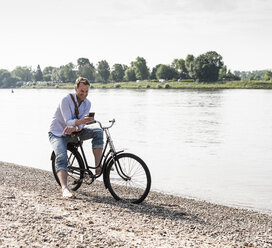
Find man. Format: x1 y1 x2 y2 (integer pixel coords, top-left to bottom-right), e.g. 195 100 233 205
49 77 103 198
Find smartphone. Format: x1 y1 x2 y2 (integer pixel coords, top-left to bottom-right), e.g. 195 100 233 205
88 112 95 117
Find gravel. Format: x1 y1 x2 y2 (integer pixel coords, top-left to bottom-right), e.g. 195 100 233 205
0 161 271 248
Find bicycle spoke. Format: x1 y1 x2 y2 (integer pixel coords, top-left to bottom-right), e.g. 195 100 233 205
52 147 84 191
106 153 151 203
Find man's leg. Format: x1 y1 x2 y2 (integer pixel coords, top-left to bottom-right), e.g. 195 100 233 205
93 148 103 174
57 170 68 188
57 170 73 198
49 133 73 198
79 128 104 174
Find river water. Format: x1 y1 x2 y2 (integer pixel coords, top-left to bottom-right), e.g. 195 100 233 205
0 88 271 214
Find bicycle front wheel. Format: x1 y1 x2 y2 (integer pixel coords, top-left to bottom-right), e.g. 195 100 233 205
52 146 84 191
105 153 151 204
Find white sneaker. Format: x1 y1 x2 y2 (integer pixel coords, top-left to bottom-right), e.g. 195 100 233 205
62 187 74 198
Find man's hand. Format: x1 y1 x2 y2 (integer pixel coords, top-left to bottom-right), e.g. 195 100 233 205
82 115 94 124
74 115 95 127
62 126 76 135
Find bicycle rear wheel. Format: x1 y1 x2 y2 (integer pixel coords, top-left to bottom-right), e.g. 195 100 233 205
52 145 85 191
105 153 151 204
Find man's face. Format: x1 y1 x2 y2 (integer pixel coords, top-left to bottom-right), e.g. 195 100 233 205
75 83 89 102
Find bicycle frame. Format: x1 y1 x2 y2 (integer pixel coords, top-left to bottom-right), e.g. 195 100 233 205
69 120 129 185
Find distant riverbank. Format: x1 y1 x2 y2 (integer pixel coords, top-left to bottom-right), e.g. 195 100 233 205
19 80 272 90
1 161 271 247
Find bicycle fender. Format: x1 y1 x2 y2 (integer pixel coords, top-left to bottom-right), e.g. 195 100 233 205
103 150 124 169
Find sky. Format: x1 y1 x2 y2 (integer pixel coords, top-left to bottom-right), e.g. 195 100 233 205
0 0 271 72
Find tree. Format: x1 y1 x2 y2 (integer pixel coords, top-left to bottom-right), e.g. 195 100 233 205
263 70 272 81
77 64 95 82
51 63 77 83
34 65 43 81
150 67 157 80
131 57 149 80
97 60 110 83
219 66 240 81
43 66 55 75
171 59 188 79
156 64 177 80
63 63 77 83
124 68 136 81
52 67 66 83
51 68 60 83
192 51 224 82
76 57 96 82
185 54 195 79
42 66 55 81
11 66 33 82
110 64 125 82
0 69 18 88
218 65 227 80
77 58 91 67
149 64 162 80
234 70 266 81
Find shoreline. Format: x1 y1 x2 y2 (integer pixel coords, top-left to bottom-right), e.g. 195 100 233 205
13 79 272 90
1 161 271 247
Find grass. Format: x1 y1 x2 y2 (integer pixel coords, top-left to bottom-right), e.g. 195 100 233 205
20 80 272 90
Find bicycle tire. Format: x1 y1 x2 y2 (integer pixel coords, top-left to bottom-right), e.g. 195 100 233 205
105 153 151 204
51 145 85 191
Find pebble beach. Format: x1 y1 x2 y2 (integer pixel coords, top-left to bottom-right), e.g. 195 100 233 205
0 161 271 248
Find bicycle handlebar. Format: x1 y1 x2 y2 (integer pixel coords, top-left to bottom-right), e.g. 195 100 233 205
86 118 115 129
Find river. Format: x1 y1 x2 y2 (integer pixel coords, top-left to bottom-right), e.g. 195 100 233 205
0 88 271 214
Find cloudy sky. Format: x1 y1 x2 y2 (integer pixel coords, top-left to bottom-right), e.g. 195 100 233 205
0 0 271 72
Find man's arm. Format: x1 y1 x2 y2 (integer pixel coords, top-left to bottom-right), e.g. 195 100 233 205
60 97 93 135
75 101 92 128
60 97 77 126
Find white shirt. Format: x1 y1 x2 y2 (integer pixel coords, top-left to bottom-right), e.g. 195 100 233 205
49 93 91 137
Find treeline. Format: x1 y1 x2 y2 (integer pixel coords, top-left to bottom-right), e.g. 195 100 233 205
0 51 271 88
233 70 272 81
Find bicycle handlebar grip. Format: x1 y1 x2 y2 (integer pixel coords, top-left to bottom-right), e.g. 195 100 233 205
86 120 96 125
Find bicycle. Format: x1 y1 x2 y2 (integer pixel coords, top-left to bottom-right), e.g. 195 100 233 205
51 119 151 204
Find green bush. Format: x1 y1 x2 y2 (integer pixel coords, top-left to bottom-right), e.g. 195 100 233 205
164 83 170 89
146 84 151 88
181 79 194 82
157 84 162 89
55 85 59 88
114 83 121 88
90 85 94 89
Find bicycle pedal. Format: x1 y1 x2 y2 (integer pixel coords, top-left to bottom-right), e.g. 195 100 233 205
83 173 95 185
84 177 94 185
73 179 82 185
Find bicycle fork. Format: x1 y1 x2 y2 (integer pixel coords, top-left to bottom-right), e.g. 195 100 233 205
105 129 131 181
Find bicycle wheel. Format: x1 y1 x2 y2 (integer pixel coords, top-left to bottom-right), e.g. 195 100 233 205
105 153 151 204
51 145 85 191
